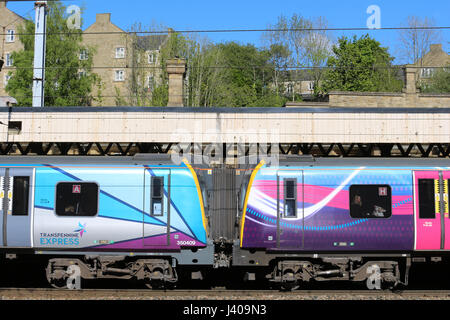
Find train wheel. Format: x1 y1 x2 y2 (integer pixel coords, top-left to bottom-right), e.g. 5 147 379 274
144 279 164 290
280 280 300 291
49 278 68 289
46 264 68 289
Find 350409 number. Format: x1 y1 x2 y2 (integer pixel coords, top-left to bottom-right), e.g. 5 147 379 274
176 240 196 246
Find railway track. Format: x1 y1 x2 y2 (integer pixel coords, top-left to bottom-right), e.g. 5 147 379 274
1 288 450 300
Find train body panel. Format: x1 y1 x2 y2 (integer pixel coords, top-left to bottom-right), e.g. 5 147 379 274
241 162 450 253
0 158 208 253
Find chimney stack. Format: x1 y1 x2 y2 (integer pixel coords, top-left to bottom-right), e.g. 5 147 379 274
430 44 443 53
0 1 7 9
167 58 186 107
96 13 111 25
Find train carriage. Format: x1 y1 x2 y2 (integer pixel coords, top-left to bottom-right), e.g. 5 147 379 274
0 155 213 288
1 154 450 290
235 157 450 289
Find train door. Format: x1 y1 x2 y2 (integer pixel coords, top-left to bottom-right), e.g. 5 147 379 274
144 169 170 247
2 168 34 247
414 171 442 250
442 171 450 250
277 170 303 249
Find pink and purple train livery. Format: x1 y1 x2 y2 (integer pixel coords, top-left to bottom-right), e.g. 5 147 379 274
240 158 450 252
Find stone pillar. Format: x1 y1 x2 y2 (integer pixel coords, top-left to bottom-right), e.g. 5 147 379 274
403 65 418 107
167 58 186 107
403 65 418 94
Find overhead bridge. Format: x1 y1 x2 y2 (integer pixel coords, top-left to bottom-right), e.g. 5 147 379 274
0 107 449 157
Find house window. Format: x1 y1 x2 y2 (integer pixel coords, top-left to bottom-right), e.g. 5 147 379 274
4 74 11 86
5 53 13 67
151 176 164 216
421 68 434 78
148 52 155 64
147 75 154 90
6 30 15 43
349 185 392 219
78 70 87 79
55 182 99 216
308 81 314 91
115 47 125 59
287 83 293 95
79 49 88 60
114 70 125 82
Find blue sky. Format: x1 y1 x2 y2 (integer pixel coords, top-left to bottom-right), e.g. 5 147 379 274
7 0 450 63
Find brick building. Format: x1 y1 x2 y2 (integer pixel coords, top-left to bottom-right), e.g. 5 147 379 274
0 0 26 103
82 13 168 106
0 2 169 106
413 44 450 88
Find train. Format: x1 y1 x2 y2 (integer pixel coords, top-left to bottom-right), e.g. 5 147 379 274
0 154 449 290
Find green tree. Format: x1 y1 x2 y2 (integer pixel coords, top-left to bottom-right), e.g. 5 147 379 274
267 44 291 96
262 14 333 97
420 66 450 93
320 34 403 93
6 1 100 106
153 34 286 107
210 42 287 107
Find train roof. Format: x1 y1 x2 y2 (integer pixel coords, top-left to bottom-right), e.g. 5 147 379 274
0 154 448 168
0 154 186 166
274 155 450 168
2 106 450 114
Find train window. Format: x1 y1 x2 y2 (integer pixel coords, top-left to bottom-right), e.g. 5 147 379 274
12 176 29 216
284 178 297 218
151 176 164 216
418 179 436 219
349 185 391 219
55 182 98 217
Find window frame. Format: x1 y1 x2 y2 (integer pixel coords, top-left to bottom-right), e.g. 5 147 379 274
151 176 164 217
114 70 125 82
417 179 437 219
148 52 156 64
78 70 87 79
6 29 15 43
79 49 88 61
54 181 100 217
349 184 392 219
4 74 12 86
283 178 297 218
115 47 125 59
5 53 13 67
147 75 154 90
11 176 30 216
